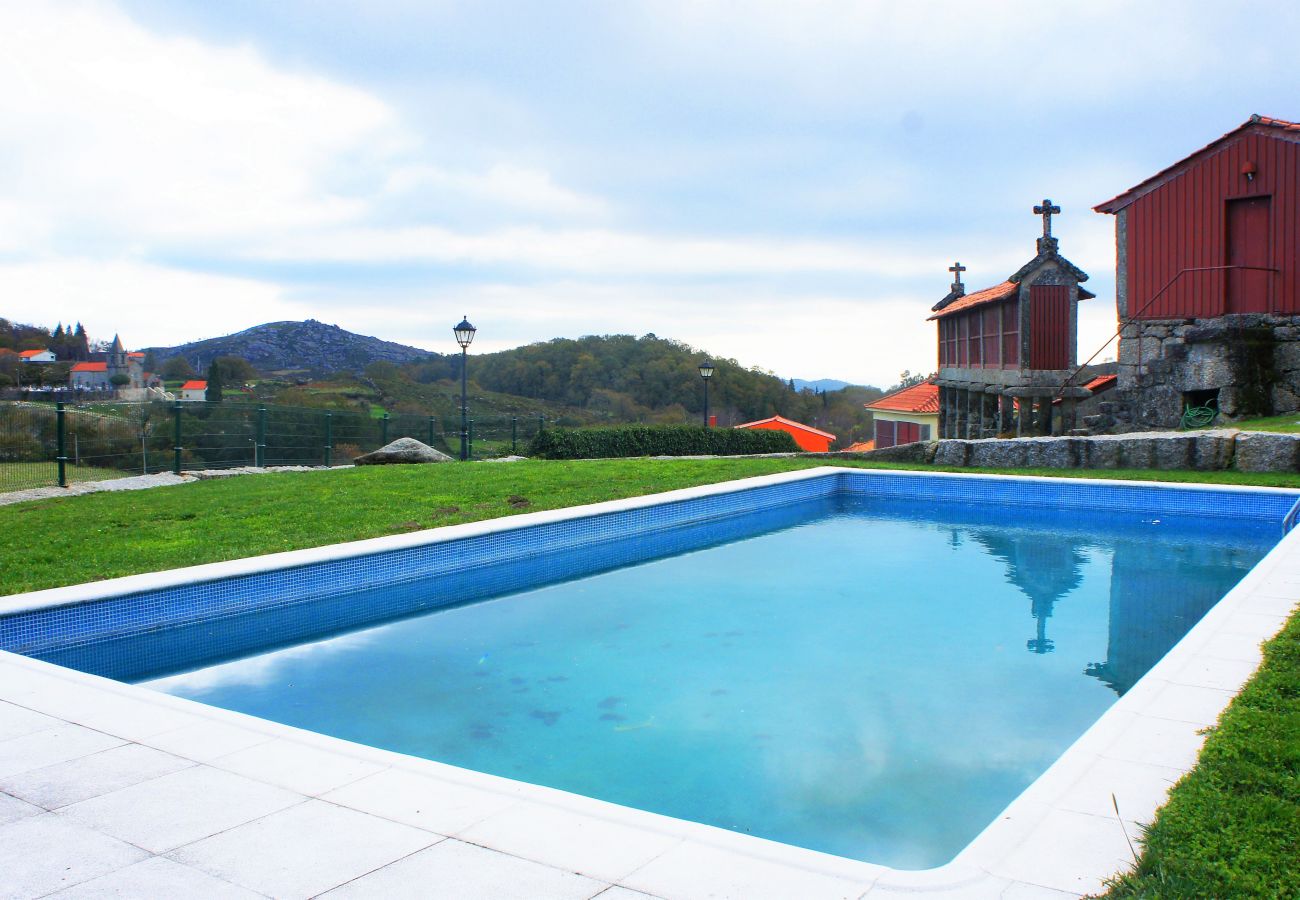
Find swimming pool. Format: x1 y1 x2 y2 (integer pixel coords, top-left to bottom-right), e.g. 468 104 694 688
1 468 1296 883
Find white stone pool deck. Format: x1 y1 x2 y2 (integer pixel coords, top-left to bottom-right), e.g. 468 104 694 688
2 470 1298 898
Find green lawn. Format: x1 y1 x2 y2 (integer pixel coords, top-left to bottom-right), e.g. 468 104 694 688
1231 414 1300 434
1100 613 1300 898
2 456 1298 896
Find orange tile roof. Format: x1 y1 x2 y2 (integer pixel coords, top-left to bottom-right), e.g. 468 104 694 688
181 380 207 390
926 281 1017 320
1096 115 1300 213
71 361 106 372
19 349 48 358
1084 374 1117 392
865 379 940 414
844 440 875 452
127 352 145 358
733 414 837 441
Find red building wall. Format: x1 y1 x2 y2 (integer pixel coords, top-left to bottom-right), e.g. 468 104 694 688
1123 131 1300 318
742 419 833 452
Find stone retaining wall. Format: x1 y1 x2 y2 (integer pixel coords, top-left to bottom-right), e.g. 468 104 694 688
858 429 1300 473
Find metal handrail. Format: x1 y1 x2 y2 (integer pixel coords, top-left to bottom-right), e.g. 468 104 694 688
1055 264 1280 401
1282 495 1300 534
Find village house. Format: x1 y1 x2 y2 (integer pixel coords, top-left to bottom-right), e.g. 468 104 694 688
67 336 159 394
180 380 208 402
864 379 939 448
1093 114 1300 429
19 349 57 364
734 415 836 452
929 201 1095 438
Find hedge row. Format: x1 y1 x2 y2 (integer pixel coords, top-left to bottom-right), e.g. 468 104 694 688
526 425 801 459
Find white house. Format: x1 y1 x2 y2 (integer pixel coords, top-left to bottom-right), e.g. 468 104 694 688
180 380 208 402
864 379 941 448
19 349 56 363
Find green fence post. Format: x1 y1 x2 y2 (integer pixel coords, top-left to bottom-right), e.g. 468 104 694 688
256 406 267 467
468 419 474 459
55 402 67 488
427 416 436 446
324 412 333 467
511 416 517 453
381 413 389 445
172 400 182 474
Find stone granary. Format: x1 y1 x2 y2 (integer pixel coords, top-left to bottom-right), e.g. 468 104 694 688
1093 115 1300 429
929 201 1094 438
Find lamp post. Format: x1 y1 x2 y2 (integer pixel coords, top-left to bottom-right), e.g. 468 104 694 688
454 316 477 461
698 359 715 427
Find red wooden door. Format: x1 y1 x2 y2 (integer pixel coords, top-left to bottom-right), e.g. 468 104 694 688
1029 285 1070 370
1225 196 1271 313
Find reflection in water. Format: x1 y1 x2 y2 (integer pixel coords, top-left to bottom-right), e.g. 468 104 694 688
1085 540 1254 696
970 529 1088 655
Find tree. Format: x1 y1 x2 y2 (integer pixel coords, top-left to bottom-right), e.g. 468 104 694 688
161 356 196 380
213 355 256 384
109 373 131 388
205 360 224 403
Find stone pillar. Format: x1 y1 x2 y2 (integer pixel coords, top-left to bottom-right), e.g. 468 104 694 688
983 392 998 438
965 390 977 439
1060 398 1077 434
999 394 1014 435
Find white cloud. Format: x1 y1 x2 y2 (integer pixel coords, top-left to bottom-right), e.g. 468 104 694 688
243 223 945 278
0 0 394 248
0 258 305 348
384 163 609 218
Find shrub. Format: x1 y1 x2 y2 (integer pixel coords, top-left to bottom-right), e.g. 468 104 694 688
527 425 800 459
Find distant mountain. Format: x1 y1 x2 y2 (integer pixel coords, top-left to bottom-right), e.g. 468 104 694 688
144 320 435 374
790 378 859 392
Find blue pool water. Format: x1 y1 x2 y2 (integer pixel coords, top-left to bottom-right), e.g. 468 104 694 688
110 495 1274 869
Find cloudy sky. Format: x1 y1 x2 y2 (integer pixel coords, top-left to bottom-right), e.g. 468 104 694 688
2 1 1296 385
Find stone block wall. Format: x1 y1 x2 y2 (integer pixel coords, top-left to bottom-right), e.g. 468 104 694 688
1102 313 1300 431
861 429 1300 473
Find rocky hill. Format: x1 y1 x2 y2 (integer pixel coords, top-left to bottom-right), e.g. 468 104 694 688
144 320 435 374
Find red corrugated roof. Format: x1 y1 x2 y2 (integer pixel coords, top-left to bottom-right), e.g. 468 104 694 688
865 379 940 414
1096 115 1300 213
181 380 207 390
926 281 1017 320
733 414 837 440
1084 374 1117 392
71 362 106 372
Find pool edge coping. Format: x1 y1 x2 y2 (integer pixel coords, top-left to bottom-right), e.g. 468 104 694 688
2 465 1298 897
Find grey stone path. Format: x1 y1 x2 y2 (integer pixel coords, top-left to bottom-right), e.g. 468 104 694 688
0 466 340 507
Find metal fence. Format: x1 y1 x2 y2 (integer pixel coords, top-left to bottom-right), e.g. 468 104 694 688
0 400 549 493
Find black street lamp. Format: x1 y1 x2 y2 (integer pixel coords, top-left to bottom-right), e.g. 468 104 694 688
698 359 715 427
454 316 477 461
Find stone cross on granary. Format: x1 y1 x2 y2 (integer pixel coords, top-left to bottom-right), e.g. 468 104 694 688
949 261 966 295
1033 198 1061 252
1034 198 1061 237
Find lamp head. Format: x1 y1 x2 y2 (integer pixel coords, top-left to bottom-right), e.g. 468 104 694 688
453 316 477 349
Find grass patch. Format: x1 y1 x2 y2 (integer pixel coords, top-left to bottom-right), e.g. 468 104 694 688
1232 414 1300 434
1101 613 1300 898
0 462 130 492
